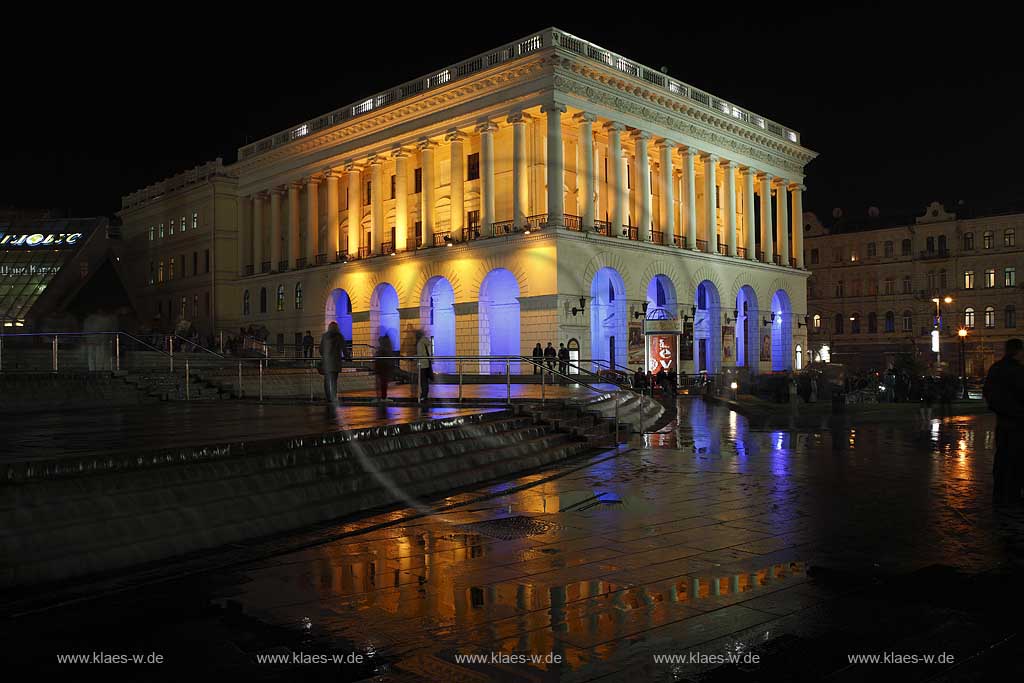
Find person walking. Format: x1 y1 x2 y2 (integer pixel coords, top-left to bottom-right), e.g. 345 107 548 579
319 322 343 405
557 343 569 378
374 335 394 401
302 330 314 359
532 342 543 375
544 342 556 378
983 338 1024 505
415 330 433 402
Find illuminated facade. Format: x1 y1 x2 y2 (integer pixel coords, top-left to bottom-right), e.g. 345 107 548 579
123 28 816 373
806 201 1024 375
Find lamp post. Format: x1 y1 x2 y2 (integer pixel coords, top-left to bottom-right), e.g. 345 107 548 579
958 327 967 398
931 295 953 370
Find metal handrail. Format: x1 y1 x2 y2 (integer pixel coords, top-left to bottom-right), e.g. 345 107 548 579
171 334 226 359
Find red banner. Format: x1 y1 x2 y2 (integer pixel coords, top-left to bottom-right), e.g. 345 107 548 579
647 335 676 375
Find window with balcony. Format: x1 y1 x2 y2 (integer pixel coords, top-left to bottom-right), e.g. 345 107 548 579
467 152 480 181
963 232 974 250
1005 228 1016 247
1006 267 1016 287
885 311 895 332
902 310 913 332
964 270 975 289
901 239 911 255
984 230 994 248
985 306 996 328
884 240 894 257
964 307 975 329
985 269 995 288
1006 305 1017 328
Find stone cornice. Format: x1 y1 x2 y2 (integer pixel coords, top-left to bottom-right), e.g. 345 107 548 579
552 65 815 174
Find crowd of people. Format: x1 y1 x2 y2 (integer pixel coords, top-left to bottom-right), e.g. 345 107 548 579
531 342 571 378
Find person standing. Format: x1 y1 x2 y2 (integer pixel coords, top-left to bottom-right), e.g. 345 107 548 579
374 335 394 401
415 330 432 401
302 330 314 359
319 322 343 405
557 343 569 378
532 342 543 375
983 338 1024 505
544 342 556 378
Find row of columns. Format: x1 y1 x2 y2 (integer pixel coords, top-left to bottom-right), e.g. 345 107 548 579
238 104 805 275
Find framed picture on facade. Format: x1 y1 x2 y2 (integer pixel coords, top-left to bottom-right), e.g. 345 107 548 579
761 333 772 362
628 322 644 366
722 325 735 360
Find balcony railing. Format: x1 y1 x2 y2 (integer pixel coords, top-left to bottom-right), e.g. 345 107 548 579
244 264 254 276
756 250 765 262
357 246 371 259
696 239 708 252
492 220 514 235
415 234 424 248
626 225 638 241
433 231 452 246
335 250 346 262
790 256 798 267
462 226 483 241
295 257 308 269
381 241 394 255
278 260 289 272
315 253 327 265
717 242 728 255
673 234 685 248
260 261 271 273
651 230 664 244
919 248 950 260
525 213 548 231
772 253 781 265
737 247 747 259
563 214 581 230
593 219 611 236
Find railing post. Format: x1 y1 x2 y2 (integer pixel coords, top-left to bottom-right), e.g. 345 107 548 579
169 336 174 373
185 360 190 401
52 335 58 373
219 331 224 355
506 358 511 405
308 359 314 402
238 362 243 398
259 360 263 401
416 358 422 404
614 397 620 451
458 360 463 403
115 334 120 372
541 361 545 405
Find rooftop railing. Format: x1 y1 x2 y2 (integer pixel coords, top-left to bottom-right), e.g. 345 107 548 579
237 29 800 162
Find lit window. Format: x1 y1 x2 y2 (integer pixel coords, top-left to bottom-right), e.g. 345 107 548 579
902 310 913 332
276 285 285 312
158 260 164 283
1005 228 1015 247
849 247 859 262
964 307 975 329
170 219 175 236
985 306 995 329
983 230 993 248
149 226 155 241
193 212 199 230
159 223 165 238
813 314 821 329
243 290 250 316
984 269 995 288
180 215 186 233
180 296 187 319
295 283 303 310
1005 267 1016 287
963 270 975 289
169 257 175 280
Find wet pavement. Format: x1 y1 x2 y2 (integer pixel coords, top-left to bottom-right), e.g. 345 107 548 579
341 382 621 401
6 398 1024 681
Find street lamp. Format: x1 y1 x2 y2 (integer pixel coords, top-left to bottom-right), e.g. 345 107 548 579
931 295 954 369
958 328 968 397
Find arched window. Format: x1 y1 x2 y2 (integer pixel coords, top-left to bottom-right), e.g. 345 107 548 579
259 287 267 314
1005 228 1015 247
963 232 974 250
902 310 913 332
243 290 250 316
276 285 285 312
812 314 821 329
295 283 303 310
901 238 911 255
884 240 894 257
964 307 975 329
834 313 844 334
984 306 995 328
1006 305 1017 328
983 230 994 249
867 312 877 333
902 276 912 294
850 313 861 334
884 311 895 333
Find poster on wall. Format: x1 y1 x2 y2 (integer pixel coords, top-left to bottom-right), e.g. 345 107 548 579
722 325 735 362
761 333 772 362
681 322 694 360
647 335 676 375
628 322 644 368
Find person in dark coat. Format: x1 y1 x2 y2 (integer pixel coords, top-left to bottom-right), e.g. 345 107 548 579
374 335 394 401
544 342 557 378
302 330 314 359
557 343 570 377
984 338 1024 505
532 343 543 375
633 366 646 390
319 322 343 404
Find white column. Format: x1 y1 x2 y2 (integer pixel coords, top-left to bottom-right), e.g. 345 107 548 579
759 173 774 264
252 193 264 272
238 196 250 276
419 140 436 246
775 179 789 267
682 148 698 249
791 183 805 269
723 160 737 257
575 112 597 228
304 176 319 264
393 149 409 252
288 182 301 268
658 140 675 246
742 168 756 261
325 171 339 261
270 189 282 270
703 153 719 254
370 156 383 254
542 103 566 224
633 130 652 241
478 122 497 233
346 164 360 258
508 112 528 229
605 122 625 237
446 130 465 239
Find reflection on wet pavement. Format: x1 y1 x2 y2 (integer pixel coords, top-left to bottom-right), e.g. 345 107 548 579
7 398 1024 681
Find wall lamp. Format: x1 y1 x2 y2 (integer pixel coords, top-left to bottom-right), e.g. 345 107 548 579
571 297 587 316
797 314 811 328
682 305 697 323
444 235 453 247
723 308 739 324
632 302 649 320
762 312 776 327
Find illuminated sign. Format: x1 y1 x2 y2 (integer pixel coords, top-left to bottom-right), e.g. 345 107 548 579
0 232 84 248
647 334 676 374
931 329 940 353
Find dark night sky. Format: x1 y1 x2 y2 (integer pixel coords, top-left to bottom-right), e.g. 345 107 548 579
4 4 1020 222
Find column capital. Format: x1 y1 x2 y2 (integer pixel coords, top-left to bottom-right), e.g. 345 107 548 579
772 176 790 189
603 121 626 133
322 168 340 180
368 154 383 167
540 102 567 115
573 111 598 124
701 152 719 163
288 181 303 192
445 129 468 143
758 171 774 182
630 129 651 143
789 182 807 192
391 146 410 159
507 110 531 125
719 159 738 169
417 138 437 151
304 175 322 186
269 187 285 196
739 165 758 176
655 137 678 150
475 121 498 134
343 160 362 173
680 146 701 159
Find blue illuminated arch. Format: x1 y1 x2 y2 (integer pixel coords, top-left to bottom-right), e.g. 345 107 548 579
735 285 759 374
590 267 627 372
771 289 793 371
479 269 520 374
370 283 400 352
645 275 677 320
694 280 722 373
325 288 353 343
420 276 456 373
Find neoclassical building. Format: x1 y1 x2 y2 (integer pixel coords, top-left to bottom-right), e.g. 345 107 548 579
123 28 816 376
